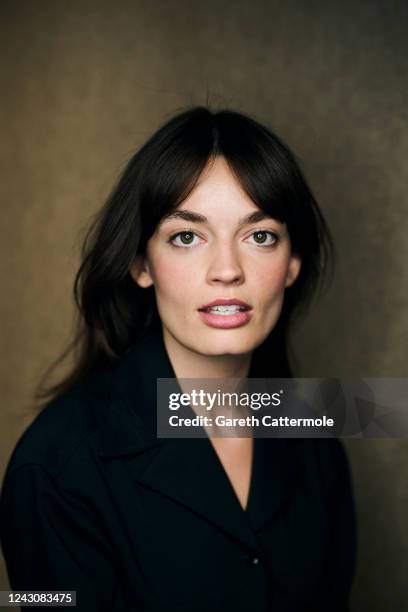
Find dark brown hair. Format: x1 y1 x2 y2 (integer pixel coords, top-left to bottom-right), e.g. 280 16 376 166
36 106 334 405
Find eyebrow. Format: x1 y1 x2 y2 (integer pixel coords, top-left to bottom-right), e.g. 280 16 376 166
159 209 277 227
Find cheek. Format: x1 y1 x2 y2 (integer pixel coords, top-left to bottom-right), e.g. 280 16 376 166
252 256 291 302
149 254 193 302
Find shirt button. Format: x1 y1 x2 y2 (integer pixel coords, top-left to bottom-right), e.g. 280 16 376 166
251 557 259 565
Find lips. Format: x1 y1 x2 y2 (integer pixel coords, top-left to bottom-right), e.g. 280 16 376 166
197 298 253 329
198 298 251 312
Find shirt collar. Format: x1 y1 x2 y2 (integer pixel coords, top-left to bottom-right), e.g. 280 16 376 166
93 324 175 457
91 324 302 539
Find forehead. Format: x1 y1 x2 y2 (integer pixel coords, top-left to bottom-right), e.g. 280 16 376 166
176 156 261 219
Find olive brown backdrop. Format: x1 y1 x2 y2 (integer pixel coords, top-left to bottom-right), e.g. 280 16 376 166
1 1 407 610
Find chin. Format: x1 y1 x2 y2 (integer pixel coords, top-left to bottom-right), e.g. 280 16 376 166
193 332 260 357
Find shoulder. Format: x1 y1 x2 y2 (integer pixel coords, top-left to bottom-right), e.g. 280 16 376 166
299 437 350 470
313 438 351 481
2 366 116 484
299 438 354 502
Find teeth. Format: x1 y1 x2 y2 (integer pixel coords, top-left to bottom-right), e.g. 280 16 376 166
206 305 246 315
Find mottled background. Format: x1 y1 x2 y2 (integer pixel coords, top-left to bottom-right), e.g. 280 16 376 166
1 0 407 609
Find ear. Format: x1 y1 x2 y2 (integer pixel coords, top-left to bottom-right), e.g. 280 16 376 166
129 255 154 288
285 254 301 288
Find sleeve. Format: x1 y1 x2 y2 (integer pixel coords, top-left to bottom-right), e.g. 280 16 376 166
0 463 121 611
316 439 358 612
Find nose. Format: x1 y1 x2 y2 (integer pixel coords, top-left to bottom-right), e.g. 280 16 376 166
206 241 245 286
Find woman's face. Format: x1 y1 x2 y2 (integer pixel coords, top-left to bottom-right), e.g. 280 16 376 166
131 156 301 359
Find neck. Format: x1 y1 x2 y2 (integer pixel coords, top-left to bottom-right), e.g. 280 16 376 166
162 327 252 380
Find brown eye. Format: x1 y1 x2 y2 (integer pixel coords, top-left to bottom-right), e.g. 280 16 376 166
254 232 267 244
170 231 199 248
249 231 278 246
180 232 194 244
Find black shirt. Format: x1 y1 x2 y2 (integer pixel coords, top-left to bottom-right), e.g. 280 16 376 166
0 326 356 611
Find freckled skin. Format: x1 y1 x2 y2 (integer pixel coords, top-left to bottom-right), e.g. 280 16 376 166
130 157 301 375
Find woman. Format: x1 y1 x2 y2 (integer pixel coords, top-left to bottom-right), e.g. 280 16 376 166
0 107 356 611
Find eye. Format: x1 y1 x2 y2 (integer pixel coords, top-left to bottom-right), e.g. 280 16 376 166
169 231 201 248
247 230 279 247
